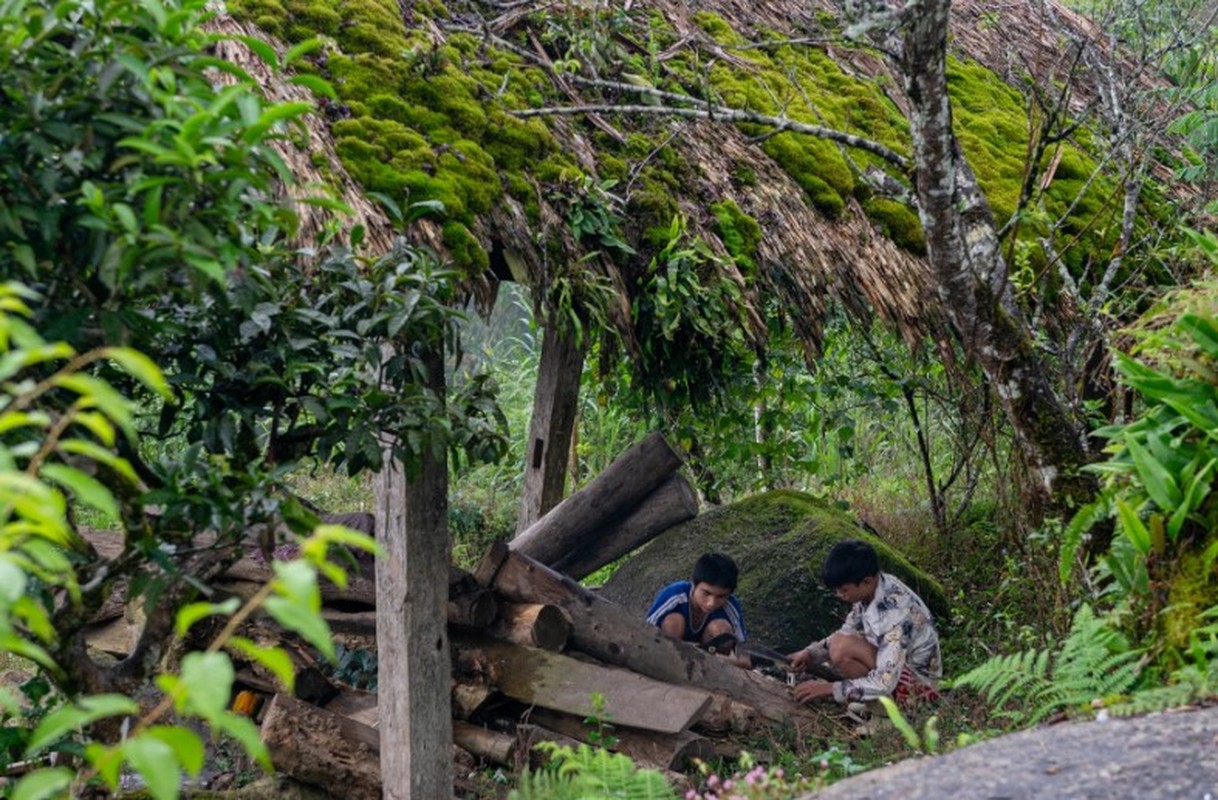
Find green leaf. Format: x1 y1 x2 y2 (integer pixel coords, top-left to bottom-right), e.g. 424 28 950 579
242 102 314 144
1178 313 1218 357
52 374 134 435
9 243 36 274
0 410 51 435
177 652 234 722
232 34 278 67
287 74 337 100
123 734 180 800
264 595 334 662
175 596 241 638
226 637 296 693
1115 497 1152 554
144 726 206 778
27 695 139 755
87 742 125 789
71 411 116 447
10 767 74 800
0 557 28 604
0 633 56 673
282 38 323 67
1123 434 1180 510
57 439 140 484
213 712 272 771
39 464 119 520
105 347 173 399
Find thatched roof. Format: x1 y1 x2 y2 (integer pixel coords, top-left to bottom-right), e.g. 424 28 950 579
214 0 1174 360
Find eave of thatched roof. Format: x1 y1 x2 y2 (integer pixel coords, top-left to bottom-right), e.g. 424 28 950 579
213 0 1182 360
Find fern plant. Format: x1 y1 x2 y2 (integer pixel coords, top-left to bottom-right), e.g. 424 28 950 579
509 742 676 800
951 604 1143 725
1108 603 1218 716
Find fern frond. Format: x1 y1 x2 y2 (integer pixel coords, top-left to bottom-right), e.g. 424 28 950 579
952 605 1144 725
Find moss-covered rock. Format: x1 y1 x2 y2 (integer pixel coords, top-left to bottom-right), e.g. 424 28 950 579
599 490 948 652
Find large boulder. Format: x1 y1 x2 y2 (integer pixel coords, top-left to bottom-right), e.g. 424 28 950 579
801 706 1218 799
598 490 948 652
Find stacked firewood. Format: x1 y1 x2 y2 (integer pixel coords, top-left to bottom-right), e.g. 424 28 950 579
82 434 820 799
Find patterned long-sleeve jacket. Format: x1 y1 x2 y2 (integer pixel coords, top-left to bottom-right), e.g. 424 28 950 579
832 572 942 703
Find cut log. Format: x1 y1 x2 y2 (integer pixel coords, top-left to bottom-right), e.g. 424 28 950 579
549 474 699 580
695 693 760 734
453 720 516 765
528 708 717 771
488 603 572 651
451 679 495 720
260 693 380 800
451 632 712 735
475 541 820 729
322 687 379 729
515 723 586 764
448 582 499 630
509 432 684 568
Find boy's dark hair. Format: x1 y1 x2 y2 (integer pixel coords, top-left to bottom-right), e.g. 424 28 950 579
692 552 739 591
820 539 880 588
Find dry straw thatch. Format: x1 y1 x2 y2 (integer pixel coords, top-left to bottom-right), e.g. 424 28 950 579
205 0 1169 356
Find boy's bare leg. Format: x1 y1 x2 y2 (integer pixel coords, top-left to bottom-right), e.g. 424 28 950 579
659 613 687 640
827 631 876 679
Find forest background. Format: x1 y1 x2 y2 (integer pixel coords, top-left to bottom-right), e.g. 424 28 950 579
0 0 1216 795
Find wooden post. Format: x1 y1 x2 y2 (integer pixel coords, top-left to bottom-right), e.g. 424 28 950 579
510 432 685 568
517 323 584 531
375 346 452 800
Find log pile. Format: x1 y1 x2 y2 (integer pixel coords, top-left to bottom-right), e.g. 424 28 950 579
82 434 821 797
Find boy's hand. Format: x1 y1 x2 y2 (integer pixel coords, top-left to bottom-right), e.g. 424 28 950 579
788 648 813 672
792 678 835 703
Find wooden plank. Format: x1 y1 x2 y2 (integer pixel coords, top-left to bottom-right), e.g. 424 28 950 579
528 708 717 771
451 632 711 735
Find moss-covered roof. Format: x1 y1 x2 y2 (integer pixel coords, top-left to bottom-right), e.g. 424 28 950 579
222 0 1148 357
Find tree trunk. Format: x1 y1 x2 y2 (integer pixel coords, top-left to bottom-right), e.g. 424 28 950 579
475 542 820 728
549 474 699 580
451 631 713 734
510 432 685 567
892 0 1096 511
517 323 585 531
261 693 381 800
374 346 452 800
488 602 572 651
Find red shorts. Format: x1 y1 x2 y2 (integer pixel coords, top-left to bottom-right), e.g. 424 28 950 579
893 667 940 706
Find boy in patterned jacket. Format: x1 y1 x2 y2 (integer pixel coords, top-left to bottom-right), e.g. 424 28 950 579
789 539 941 706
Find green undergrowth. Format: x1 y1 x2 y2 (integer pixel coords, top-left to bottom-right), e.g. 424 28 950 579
225 0 1121 281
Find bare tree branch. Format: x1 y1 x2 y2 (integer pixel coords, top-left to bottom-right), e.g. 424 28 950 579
512 99 912 170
